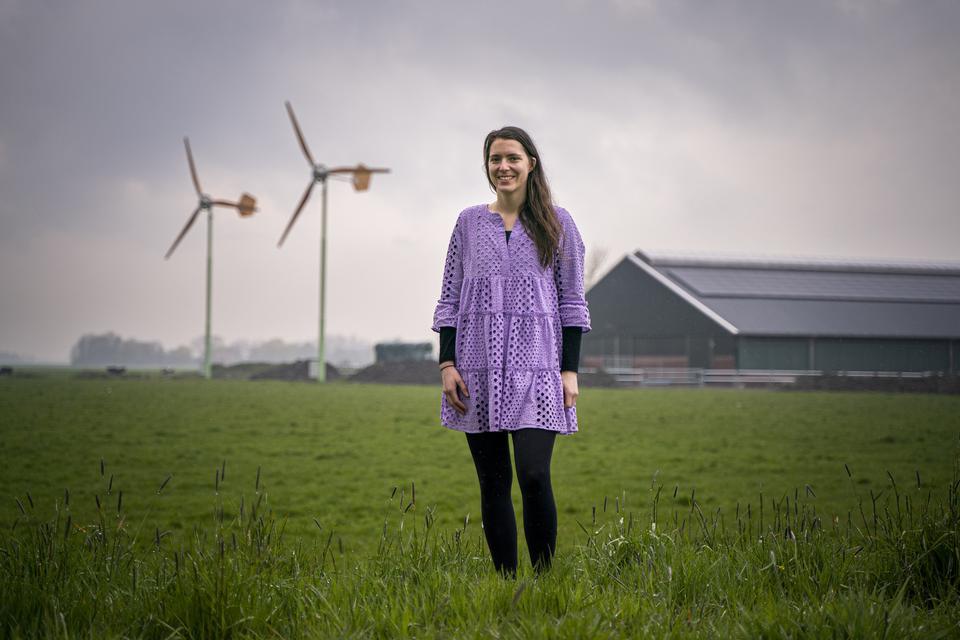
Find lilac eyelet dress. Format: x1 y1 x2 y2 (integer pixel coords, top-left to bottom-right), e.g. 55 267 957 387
432 204 591 435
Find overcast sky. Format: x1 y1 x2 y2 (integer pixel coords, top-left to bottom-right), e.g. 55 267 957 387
1 0 958 363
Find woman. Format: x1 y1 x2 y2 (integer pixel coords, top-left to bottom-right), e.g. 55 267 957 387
431 126 591 576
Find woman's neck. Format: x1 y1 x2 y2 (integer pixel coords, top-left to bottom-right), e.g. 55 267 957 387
491 190 525 217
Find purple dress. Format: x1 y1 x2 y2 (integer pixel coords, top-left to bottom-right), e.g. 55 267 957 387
432 203 591 435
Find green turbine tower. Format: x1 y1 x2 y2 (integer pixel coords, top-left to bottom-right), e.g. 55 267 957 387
278 101 390 382
165 137 257 379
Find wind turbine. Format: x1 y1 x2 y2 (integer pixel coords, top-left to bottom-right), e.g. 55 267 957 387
165 137 257 380
279 101 389 382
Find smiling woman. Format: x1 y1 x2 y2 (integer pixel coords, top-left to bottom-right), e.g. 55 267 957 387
431 126 591 577
487 139 533 197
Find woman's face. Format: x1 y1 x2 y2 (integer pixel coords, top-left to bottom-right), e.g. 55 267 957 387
487 138 536 197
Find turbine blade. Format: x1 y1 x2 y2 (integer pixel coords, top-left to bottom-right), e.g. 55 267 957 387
327 165 390 174
278 180 315 247
285 101 315 166
165 205 203 259
184 137 202 196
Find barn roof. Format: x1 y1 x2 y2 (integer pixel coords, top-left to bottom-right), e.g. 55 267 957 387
628 251 960 339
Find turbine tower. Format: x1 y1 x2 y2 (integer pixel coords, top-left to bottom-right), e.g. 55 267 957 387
279 101 390 382
165 137 257 379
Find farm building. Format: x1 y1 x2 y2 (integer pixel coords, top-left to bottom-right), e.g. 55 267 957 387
583 251 960 374
374 341 432 363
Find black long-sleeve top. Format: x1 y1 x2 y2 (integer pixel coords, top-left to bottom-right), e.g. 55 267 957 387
439 228 583 372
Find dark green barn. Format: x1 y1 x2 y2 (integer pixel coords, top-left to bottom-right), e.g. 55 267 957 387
584 251 960 373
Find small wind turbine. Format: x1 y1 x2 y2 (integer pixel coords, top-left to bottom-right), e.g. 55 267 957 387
165 137 257 380
279 101 389 382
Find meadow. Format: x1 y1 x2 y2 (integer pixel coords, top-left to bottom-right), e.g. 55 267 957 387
1 374 958 637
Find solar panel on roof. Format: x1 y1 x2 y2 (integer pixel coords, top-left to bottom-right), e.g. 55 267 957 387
640 250 960 275
667 267 960 303
701 297 960 338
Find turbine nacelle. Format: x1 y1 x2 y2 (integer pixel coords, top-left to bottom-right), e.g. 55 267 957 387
236 193 256 217
353 166 372 192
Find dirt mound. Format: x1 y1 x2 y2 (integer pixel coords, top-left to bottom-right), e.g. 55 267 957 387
76 368 147 379
212 362 276 379
349 360 439 385
792 373 960 394
210 361 340 381
250 360 340 382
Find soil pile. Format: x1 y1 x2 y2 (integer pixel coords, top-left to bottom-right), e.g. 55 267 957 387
349 360 439 385
250 360 340 382
792 373 960 394
211 361 340 381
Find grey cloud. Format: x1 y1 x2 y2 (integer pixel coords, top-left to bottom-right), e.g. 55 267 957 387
1 0 959 360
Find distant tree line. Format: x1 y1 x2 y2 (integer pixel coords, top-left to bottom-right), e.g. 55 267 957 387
69 333 374 368
70 333 194 367
0 351 28 365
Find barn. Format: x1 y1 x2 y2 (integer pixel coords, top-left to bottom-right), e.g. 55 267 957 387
583 251 960 374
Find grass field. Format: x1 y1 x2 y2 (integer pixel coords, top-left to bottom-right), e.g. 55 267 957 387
1 376 957 551
1 375 958 637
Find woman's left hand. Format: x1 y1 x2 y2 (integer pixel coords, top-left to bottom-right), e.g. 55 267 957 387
561 371 579 408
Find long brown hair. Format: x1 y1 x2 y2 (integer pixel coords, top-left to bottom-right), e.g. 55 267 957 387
483 126 561 268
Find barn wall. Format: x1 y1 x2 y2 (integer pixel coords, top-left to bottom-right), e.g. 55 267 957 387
738 337 810 369
813 338 951 372
583 258 735 368
737 337 953 372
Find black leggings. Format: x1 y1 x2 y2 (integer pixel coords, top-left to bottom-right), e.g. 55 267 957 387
465 428 558 576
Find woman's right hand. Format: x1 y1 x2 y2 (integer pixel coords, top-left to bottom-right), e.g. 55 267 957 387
440 363 469 415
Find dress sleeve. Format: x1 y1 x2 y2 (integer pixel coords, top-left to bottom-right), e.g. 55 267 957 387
439 327 457 364
431 214 465 332
554 208 591 332
561 326 582 372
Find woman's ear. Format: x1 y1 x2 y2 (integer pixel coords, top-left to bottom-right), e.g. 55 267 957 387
530 156 537 171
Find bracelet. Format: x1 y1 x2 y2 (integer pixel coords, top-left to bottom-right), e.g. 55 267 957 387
439 363 456 371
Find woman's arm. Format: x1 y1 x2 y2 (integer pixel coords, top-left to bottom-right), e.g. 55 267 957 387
554 208 591 333
555 208 589 409
561 326 582 372
561 327 582 408
440 329 467 415
432 215 465 333
439 326 456 365
434 214 468 414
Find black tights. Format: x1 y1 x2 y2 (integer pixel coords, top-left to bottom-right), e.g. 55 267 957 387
465 428 558 576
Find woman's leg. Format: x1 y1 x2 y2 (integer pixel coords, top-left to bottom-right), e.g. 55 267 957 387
465 432 517 576
511 428 558 572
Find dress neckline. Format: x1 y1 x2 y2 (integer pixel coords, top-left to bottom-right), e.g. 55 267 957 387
483 203 521 232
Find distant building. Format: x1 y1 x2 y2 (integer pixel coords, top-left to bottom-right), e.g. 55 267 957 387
584 251 960 373
375 342 433 363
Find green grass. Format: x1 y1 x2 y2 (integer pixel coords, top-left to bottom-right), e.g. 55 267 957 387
1 376 956 553
1 376 959 637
